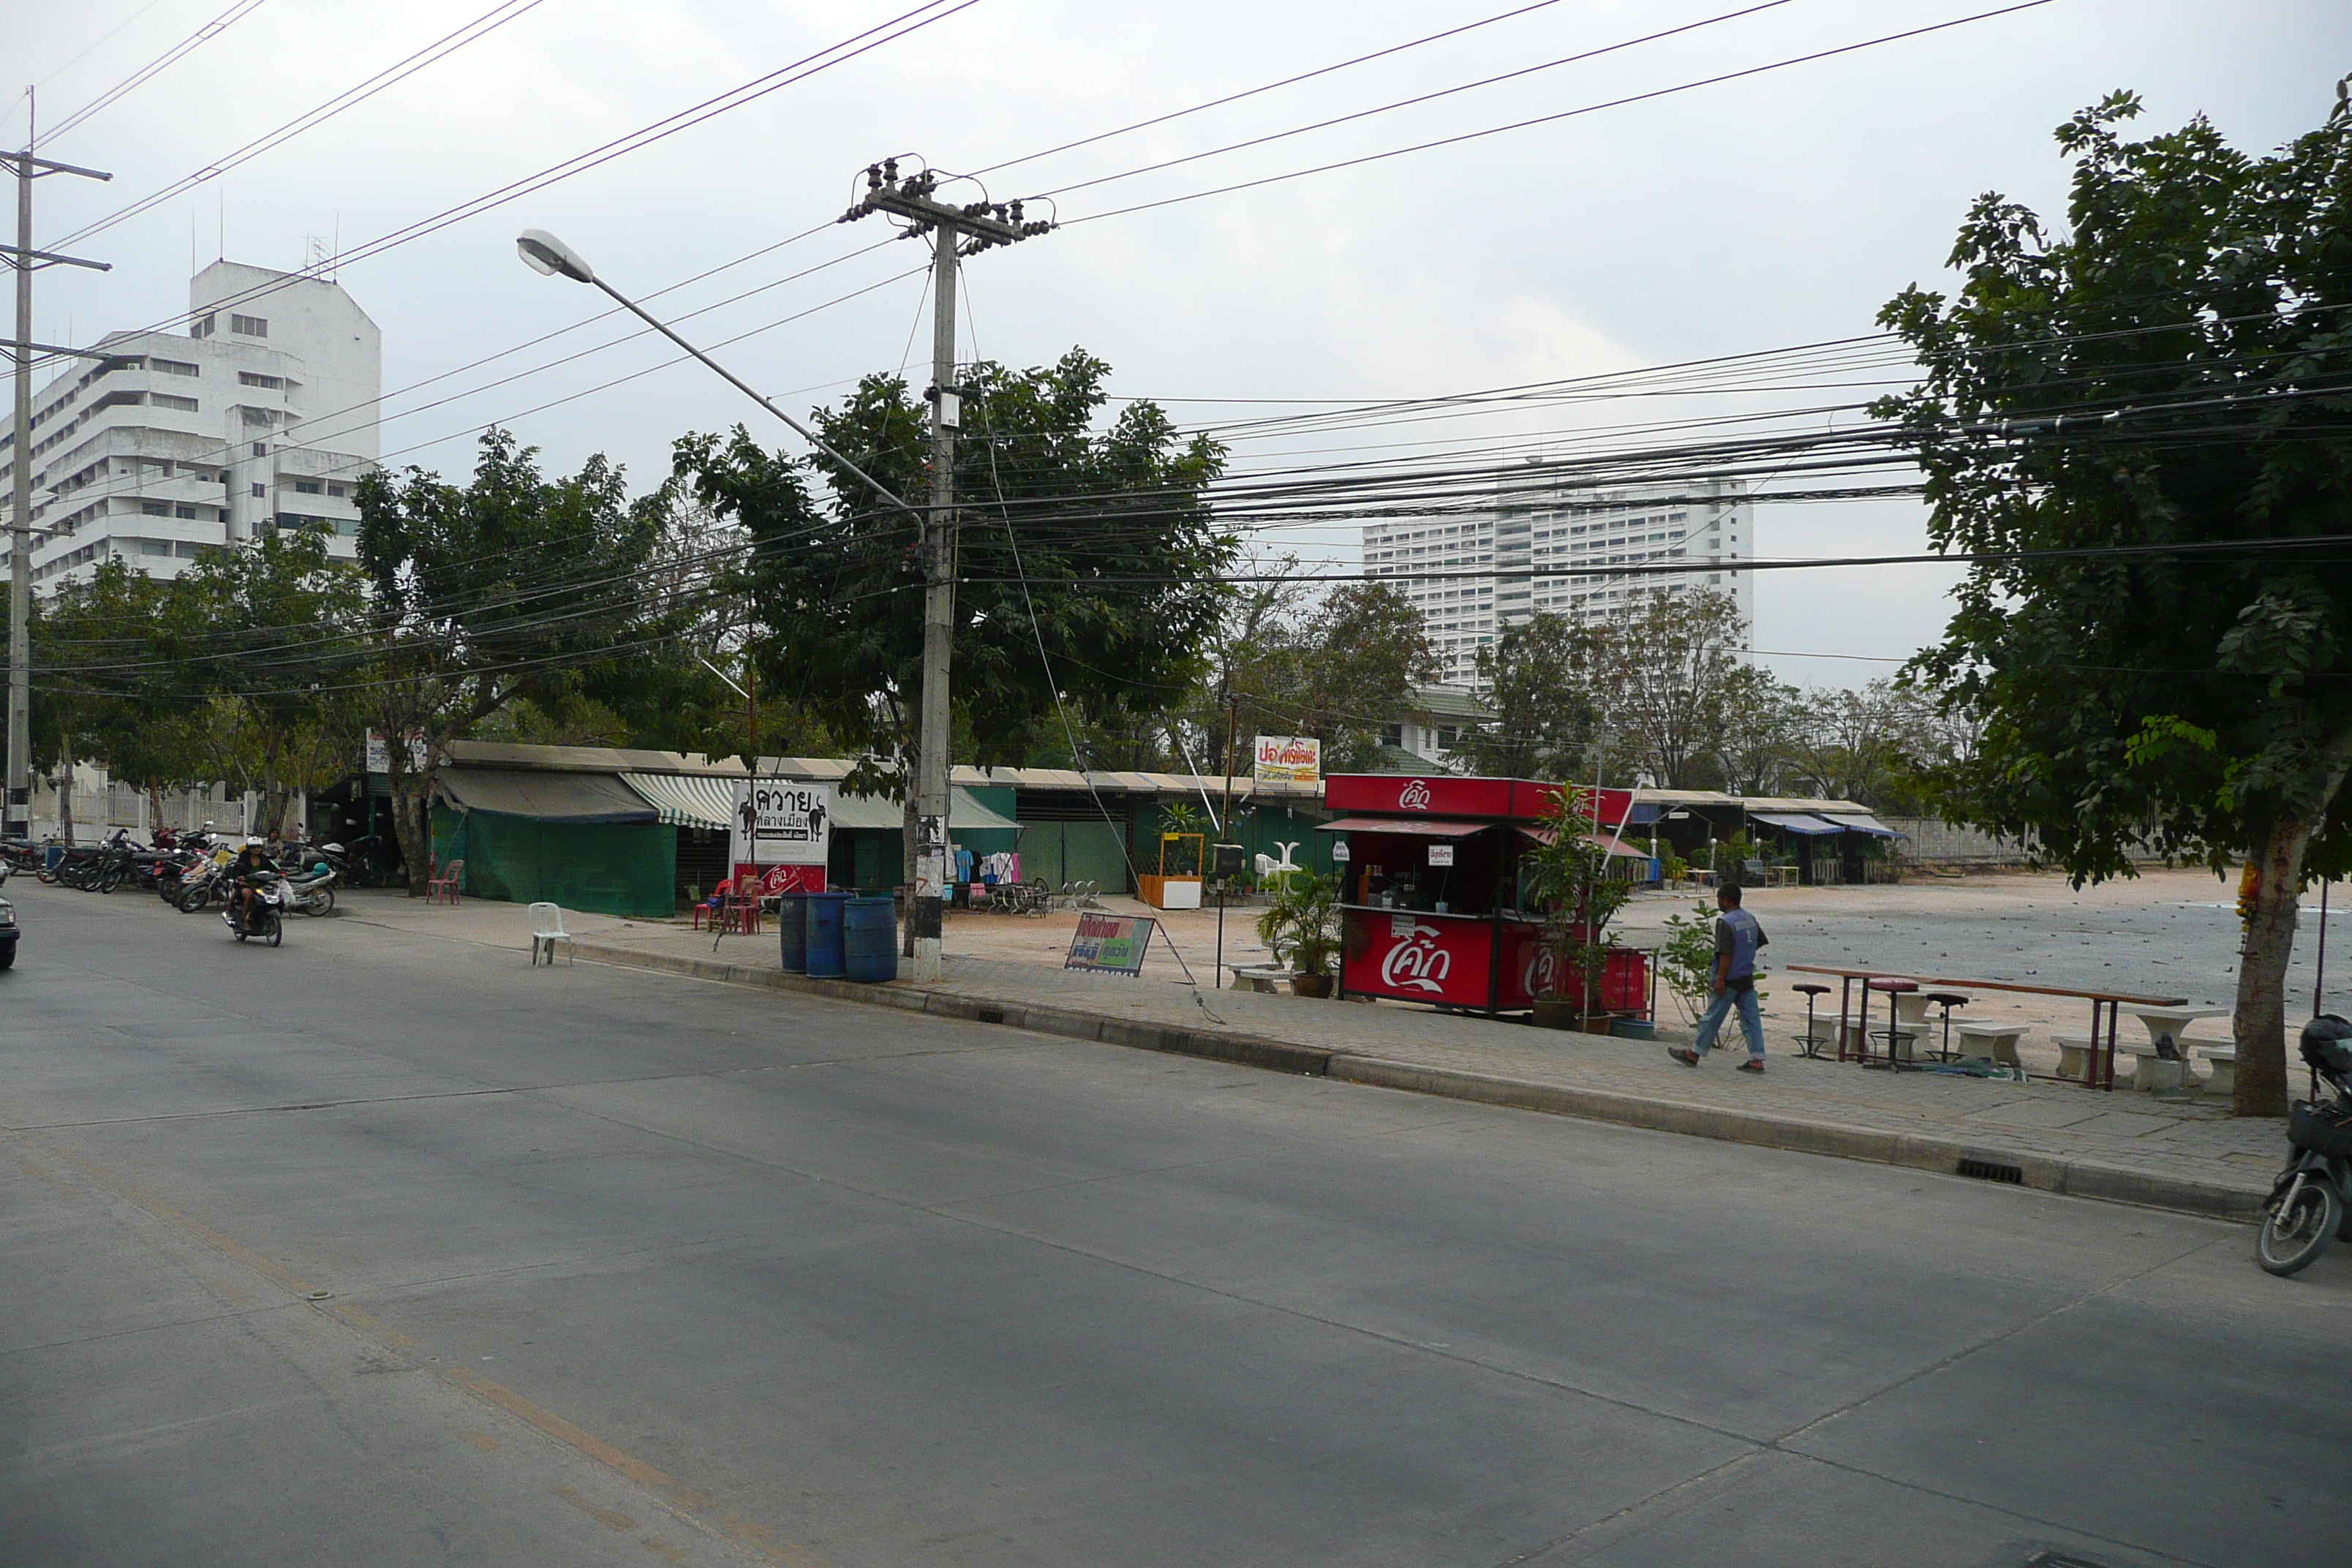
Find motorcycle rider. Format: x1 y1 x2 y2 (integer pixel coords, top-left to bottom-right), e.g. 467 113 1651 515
225 838 276 933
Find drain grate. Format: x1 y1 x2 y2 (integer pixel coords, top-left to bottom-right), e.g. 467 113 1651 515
1958 1157 2025 1184
2024 1554 2110 1568
975 1007 1006 1025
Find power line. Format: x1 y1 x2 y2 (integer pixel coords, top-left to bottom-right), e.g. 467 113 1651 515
45 0 272 143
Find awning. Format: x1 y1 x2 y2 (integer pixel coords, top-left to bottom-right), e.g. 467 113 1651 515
1817 812 1901 838
436 767 656 823
827 788 1022 832
621 772 738 830
1750 811 1847 837
1317 815 1490 838
1520 826 1650 857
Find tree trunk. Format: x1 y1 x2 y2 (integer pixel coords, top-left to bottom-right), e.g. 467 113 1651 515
385 767 436 896
57 769 75 845
2235 818 2314 1117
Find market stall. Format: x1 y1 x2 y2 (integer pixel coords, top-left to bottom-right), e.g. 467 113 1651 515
1319 773 1651 1019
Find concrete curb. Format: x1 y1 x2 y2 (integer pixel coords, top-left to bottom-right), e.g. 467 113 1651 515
564 937 2264 1224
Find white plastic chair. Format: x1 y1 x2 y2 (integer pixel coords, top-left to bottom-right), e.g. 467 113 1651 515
528 902 574 966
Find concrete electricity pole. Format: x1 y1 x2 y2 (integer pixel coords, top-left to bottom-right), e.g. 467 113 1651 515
839 161 1049 981
3 99 110 845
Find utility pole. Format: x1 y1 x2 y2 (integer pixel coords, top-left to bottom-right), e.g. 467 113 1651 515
3 96 110 846
840 160 1049 981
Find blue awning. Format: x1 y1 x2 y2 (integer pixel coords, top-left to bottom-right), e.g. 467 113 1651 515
1817 812 1901 838
1750 811 1845 837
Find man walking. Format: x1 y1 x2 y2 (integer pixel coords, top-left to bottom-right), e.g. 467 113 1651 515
1669 883 1769 1073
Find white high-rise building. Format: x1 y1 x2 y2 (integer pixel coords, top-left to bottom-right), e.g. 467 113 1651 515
1362 467 1754 687
1 260 380 590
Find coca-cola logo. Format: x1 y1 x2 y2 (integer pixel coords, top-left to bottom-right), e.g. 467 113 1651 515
1523 946 1559 998
1398 778 1433 810
1379 924 1452 992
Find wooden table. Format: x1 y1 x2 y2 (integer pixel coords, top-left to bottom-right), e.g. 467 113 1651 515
1785 965 2187 1090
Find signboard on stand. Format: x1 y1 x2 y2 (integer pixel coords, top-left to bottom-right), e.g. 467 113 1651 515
1253 735 1322 788
730 779 832 895
1065 911 1156 976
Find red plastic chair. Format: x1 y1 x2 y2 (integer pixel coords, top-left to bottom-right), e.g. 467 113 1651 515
693 878 733 930
426 858 464 906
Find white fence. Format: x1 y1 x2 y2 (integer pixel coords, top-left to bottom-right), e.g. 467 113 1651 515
29 782 298 843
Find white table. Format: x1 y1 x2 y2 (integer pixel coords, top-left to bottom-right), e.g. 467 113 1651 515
2123 1004 2229 1059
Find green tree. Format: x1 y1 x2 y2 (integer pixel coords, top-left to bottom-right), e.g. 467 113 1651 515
1876 87 2352 1115
676 349 1234 883
355 429 668 892
1600 588 1756 789
1463 613 1607 779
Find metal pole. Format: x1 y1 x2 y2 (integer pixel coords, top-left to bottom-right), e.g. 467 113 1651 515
8 137 31 844
2317 878 2331 1018
908 223 958 982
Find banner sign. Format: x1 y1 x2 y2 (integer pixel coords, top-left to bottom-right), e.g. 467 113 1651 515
1340 911 1494 1007
1253 735 1322 788
363 730 429 774
731 779 832 896
1065 912 1156 976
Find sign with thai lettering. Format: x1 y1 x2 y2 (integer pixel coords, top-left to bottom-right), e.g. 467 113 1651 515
1341 911 1493 1007
731 780 831 866
1066 912 1156 976
1427 843 1455 866
1253 735 1322 787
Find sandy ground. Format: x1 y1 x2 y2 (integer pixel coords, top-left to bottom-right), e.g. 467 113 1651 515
911 866 2352 1076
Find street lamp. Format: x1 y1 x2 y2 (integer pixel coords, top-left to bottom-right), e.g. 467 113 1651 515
513 229 909 518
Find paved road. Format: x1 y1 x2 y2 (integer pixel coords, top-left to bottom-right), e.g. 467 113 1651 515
2 881 2345 1567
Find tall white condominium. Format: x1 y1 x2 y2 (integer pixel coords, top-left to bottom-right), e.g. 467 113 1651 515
1361 468 1754 686
1 260 381 591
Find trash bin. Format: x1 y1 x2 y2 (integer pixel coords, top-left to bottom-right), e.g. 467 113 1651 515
804 891 853 979
843 895 898 983
775 891 809 974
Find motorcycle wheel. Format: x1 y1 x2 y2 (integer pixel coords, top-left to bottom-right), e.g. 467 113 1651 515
99 867 121 894
263 911 282 948
2257 1177 2342 1277
35 864 57 884
299 887 334 917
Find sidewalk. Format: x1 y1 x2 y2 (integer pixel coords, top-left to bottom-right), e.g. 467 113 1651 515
334 891 2283 1222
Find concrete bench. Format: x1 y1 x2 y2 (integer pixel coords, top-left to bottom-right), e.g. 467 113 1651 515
2051 1033 2098 1082
2193 1039 2237 1096
2054 1033 2175 1088
1228 965 1291 994
1953 1022 2028 1068
2111 1037 2184 1092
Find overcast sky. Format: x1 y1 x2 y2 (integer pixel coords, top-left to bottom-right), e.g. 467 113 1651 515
14 0 2345 689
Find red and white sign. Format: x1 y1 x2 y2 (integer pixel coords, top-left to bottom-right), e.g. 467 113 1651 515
1325 773 1641 827
731 862 826 896
1341 911 1495 1007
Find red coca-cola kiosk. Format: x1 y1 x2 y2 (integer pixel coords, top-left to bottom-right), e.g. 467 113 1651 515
1322 772 1651 1018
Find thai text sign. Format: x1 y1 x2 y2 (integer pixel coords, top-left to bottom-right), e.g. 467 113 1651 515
1066 912 1156 976
1253 735 1322 787
1340 911 1495 1007
731 780 831 866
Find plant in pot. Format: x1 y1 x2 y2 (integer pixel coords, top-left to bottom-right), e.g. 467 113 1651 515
1256 870 1340 998
1520 786 1636 1030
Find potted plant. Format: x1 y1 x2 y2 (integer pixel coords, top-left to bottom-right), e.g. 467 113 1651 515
1520 786 1636 1030
1656 900 1723 1026
1256 870 1340 998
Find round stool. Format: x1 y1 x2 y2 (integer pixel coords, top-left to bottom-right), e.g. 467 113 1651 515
1792 982 1831 1058
1922 992 1971 1061
1864 977 1919 1068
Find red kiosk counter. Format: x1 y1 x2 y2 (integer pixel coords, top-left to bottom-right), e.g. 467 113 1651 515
1319 772 1651 1019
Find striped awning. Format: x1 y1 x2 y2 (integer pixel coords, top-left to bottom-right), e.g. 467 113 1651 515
620 772 739 831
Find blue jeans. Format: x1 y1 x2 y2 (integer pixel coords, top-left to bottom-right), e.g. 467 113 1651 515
1693 981 1764 1060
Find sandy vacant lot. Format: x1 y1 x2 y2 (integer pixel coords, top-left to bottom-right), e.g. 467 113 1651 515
940 866 2350 1072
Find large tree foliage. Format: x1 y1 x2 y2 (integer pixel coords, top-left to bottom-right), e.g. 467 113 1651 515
676 349 1234 823
34 532 362 837
355 429 668 891
1877 88 2352 1114
1598 588 1764 790
1463 613 1607 779
1214 576 1439 771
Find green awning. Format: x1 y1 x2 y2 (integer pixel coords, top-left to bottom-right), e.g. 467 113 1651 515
435 767 655 823
829 788 1020 832
620 772 739 831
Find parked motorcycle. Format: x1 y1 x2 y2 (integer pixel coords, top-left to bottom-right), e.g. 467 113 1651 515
281 860 339 918
2255 1014 2352 1277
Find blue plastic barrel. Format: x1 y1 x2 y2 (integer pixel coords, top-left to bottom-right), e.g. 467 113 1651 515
775 892 810 973
843 895 898 984
804 892 853 979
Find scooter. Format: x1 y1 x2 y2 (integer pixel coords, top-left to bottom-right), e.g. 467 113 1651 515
282 861 339 918
223 872 287 948
2255 1014 2352 1277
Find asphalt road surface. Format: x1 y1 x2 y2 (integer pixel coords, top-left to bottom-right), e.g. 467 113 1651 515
3 880 2345 1567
